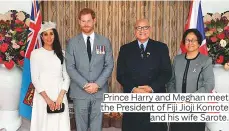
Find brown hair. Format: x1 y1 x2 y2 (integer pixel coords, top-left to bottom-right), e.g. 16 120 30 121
78 8 96 20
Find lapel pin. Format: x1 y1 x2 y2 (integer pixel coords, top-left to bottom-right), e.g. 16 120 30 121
193 68 196 72
147 52 150 57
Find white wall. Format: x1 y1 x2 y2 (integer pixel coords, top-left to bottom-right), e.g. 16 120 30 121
202 0 229 15
0 0 31 14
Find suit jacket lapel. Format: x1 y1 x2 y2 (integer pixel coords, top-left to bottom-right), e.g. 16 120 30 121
133 40 143 59
90 33 99 67
145 39 152 54
133 40 140 52
78 33 90 66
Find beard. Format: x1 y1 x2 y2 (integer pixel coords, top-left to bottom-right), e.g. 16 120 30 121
81 26 94 34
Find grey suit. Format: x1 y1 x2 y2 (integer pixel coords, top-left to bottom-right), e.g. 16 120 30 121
167 53 214 131
167 53 214 93
66 33 114 131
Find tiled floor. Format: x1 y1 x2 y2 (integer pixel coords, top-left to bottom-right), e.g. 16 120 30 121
17 118 30 131
3 120 210 131
16 119 211 131
17 118 121 131
16 118 209 131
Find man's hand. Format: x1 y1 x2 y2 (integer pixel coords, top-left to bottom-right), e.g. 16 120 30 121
132 87 148 93
138 85 153 93
84 83 99 94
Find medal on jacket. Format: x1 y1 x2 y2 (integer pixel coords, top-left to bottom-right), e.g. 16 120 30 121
96 45 105 54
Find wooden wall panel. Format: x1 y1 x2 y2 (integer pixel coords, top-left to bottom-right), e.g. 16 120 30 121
41 1 190 93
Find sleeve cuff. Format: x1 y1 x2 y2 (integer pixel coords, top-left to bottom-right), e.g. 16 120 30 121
131 87 137 93
36 87 45 94
83 83 88 89
96 82 101 88
149 86 154 93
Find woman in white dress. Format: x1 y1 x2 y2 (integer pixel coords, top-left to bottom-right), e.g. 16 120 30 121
30 21 70 131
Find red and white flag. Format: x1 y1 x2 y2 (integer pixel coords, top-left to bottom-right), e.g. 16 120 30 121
179 0 208 55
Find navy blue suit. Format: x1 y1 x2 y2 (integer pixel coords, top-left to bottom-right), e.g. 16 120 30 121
117 39 172 131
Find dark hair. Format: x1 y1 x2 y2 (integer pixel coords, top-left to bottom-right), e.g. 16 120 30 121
78 8 96 20
40 29 64 64
182 29 203 45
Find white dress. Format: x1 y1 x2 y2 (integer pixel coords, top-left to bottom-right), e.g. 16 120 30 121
30 47 70 131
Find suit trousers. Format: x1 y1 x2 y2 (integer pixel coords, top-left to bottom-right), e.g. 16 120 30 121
73 96 103 131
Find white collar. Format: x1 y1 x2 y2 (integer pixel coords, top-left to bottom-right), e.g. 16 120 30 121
82 32 95 41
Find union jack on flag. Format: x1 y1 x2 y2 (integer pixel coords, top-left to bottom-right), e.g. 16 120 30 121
19 0 42 120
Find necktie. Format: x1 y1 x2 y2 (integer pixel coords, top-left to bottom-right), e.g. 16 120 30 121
87 36 92 62
140 44 144 58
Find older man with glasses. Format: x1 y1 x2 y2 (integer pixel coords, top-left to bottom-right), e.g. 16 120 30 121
116 19 172 131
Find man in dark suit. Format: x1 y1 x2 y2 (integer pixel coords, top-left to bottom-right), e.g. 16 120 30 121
117 19 172 131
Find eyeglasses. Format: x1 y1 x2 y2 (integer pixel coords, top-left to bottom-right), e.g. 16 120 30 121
135 26 150 31
185 39 198 43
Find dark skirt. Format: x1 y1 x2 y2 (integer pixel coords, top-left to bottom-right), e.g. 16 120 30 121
122 113 167 131
170 122 205 131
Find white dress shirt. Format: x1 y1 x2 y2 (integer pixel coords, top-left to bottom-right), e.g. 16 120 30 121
82 32 95 52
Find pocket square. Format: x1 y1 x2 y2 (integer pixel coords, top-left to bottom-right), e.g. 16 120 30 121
96 45 105 54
